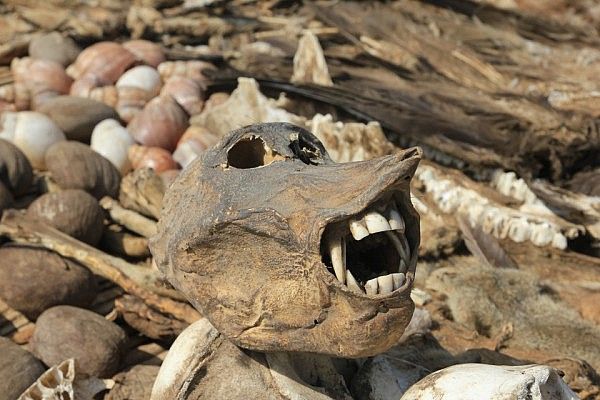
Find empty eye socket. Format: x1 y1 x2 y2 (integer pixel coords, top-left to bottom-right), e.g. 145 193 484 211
227 135 285 169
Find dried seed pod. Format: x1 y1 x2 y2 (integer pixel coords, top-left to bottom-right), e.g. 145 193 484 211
172 125 219 168
27 189 105 246
160 76 204 116
0 246 97 320
66 41 136 82
157 60 216 85
38 95 119 143
123 39 165 68
19 359 75 400
129 144 178 173
0 337 45 400
116 65 162 96
45 141 121 199
29 32 81 67
0 138 33 196
11 57 73 109
128 96 189 151
0 111 66 169
32 306 127 378
90 119 135 174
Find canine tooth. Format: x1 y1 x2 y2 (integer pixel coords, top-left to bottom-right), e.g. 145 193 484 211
346 270 362 293
392 273 405 290
364 211 391 233
349 219 369 240
364 278 379 295
386 231 410 265
399 259 407 273
329 236 346 284
377 274 394 294
387 206 405 232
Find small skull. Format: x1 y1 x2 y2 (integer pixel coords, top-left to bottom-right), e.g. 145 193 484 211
151 122 421 357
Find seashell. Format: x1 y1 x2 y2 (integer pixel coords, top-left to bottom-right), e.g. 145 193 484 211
129 144 178 173
172 125 219 168
0 100 16 112
0 138 33 196
69 74 104 98
116 65 162 96
123 39 165 68
38 95 119 143
160 76 205 115
157 60 216 85
32 305 127 378
27 189 105 246
0 111 66 169
0 246 97 320
90 119 135 174
88 85 119 107
128 95 189 151
29 32 81 67
114 86 154 123
45 141 121 199
11 57 73 109
0 82 30 111
0 336 45 400
66 41 136 81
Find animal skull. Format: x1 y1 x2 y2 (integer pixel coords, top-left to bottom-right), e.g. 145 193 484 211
151 122 422 357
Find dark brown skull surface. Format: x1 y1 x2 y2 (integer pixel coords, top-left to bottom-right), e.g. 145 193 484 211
151 122 422 358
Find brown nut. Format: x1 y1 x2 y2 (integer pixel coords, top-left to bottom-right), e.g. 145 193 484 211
0 138 33 197
0 245 97 320
151 123 422 358
32 305 127 378
27 189 104 246
45 141 121 199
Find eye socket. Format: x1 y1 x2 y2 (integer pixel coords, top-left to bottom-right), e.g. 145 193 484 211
227 135 285 169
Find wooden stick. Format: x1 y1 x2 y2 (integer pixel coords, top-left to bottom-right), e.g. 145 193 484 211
100 197 157 239
0 298 34 344
0 211 199 324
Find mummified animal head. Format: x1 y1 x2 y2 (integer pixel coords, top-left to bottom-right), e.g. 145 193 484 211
151 122 421 357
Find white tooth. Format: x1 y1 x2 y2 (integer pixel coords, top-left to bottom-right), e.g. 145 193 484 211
364 211 391 234
346 270 362 293
392 273 406 290
364 278 379 295
388 206 405 232
377 274 394 294
386 231 410 265
329 236 346 284
349 219 369 241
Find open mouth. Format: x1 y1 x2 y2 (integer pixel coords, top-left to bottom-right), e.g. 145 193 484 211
320 194 412 296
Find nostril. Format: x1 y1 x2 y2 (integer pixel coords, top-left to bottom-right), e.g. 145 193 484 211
401 147 422 161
